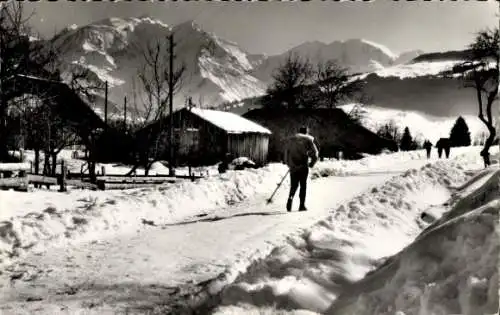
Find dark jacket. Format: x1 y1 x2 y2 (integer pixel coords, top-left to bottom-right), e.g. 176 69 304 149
436 138 451 149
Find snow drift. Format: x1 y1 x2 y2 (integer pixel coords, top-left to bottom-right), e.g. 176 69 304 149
212 152 498 315
327 168 499 315
0 164 286 268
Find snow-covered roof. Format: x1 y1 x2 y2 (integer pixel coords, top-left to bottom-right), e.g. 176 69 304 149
188 107 271 134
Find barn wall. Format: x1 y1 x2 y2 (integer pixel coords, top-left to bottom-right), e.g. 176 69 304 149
150 108 270 166
171 110 227 166
197 123 227 164
227 133 269 165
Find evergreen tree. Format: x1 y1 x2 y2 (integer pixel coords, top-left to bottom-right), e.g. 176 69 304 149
449 116 471 147
400 127 413 151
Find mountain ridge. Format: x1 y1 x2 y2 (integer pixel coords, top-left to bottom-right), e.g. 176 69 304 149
44 16 485 120
48 17 429 111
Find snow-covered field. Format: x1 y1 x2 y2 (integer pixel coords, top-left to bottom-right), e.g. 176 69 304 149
0 146 497 314
368 61 460 79
340 104 490 146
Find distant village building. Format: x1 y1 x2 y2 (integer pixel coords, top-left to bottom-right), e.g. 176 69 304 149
143 107 272 166
243 107 398 161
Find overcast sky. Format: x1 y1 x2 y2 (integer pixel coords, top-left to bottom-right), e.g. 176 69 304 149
24 0 498 56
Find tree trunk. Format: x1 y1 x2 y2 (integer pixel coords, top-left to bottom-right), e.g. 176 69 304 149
0 105 11 162
34 149 40 175
0 135 10 161
43 152 51 176
144 153 153 176
127 164 139 176
86 142 96 182
88 153 96 183
481 126 496 167
51 153 57 176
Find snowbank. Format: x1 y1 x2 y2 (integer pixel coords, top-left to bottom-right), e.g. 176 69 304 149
212 160 479 315
0 164 287 268
327 168 499 315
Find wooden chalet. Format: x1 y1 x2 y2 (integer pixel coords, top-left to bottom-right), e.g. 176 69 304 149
141 107 272 166
14 74 106 139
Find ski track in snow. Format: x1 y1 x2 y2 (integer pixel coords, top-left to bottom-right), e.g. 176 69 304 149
0 147 494 314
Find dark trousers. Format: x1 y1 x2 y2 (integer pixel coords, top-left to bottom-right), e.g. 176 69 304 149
289 167 309 205
425 149 431 159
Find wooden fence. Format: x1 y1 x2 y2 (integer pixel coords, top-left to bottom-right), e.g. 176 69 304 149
0 161 205 192
0 161 76 192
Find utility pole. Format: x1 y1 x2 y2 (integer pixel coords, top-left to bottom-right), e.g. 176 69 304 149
168 33 175 176
104 80 108 130
123 96 127 132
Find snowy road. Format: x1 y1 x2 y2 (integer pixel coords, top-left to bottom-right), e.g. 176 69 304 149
0 158 436 314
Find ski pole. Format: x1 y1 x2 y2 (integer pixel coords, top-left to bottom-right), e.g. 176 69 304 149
266 169 290 204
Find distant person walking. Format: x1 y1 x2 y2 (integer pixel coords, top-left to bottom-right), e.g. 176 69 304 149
436 138 451 159
423 140 432 159
284 126 319 212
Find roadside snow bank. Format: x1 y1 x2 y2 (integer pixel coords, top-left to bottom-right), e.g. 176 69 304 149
327 169 499 315
212 161 471 314
313 146 493 177
0 164 290 268
0 157 360 270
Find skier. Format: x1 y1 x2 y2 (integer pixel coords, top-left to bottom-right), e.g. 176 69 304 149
436 138 451 159
423 140 432 159
284 126 319 212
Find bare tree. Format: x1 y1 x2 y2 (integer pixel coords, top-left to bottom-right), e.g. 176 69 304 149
128 38 186 175
315 60 365 108
376 120 402 146
455 28 499 166
0 2 59 161
38 102 80 176
263 53 314 109
264 56 368 113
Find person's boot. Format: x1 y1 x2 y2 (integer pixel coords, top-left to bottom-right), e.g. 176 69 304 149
299 201 307 211
286 198 293 212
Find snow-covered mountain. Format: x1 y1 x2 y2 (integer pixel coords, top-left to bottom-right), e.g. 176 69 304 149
49 16 493 122
50 17 267 115
50 17 429 115
393 49 424 65
251 39 409 84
